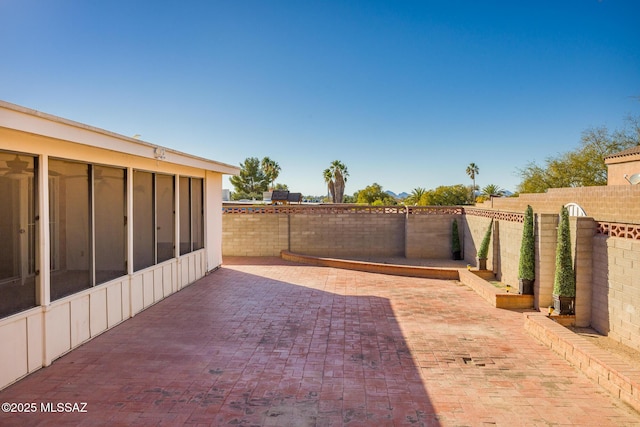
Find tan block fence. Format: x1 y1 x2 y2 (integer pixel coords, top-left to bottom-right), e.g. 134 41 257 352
223 194 640 353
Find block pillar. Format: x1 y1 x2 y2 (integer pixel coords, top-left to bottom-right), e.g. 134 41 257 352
571 217 595 328
536 213 558 310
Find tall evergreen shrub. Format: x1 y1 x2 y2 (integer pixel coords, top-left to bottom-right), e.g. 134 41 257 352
553 206 575 297
518 205 535 281
451 219 461 255
477 219 493 259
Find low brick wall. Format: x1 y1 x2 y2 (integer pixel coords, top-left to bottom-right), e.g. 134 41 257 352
458 269 533 309
281 251 459 280
525 312 640 413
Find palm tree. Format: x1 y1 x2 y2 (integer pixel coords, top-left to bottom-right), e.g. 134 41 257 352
323 168 335 202
480 184 504 198
323 160 349 203
261 157 281 190
466 163 479 202
405 187 427 205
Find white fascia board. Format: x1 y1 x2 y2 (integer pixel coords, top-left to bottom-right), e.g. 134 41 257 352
0 100 240 176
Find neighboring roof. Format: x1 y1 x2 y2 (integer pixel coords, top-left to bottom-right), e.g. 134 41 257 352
0 100 240 175
287 193 302 203
271 190 289 201
605 145 640 160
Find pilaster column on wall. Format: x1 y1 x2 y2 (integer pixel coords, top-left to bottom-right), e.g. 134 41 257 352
404 208 409 258
491 220 500 275
572 217 595 328
536 213 558 310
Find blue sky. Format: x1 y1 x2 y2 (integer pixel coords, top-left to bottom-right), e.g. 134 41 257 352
2 0 639 196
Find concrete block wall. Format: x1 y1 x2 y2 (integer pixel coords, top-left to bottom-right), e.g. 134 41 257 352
572 217 595 328
289 213 405 258
222 211 408 258
492 219 523 288
592 236 610 335
536 214 559 310
405 214 460 259
592 236 640 352
222 214 289 256
462 215 494 269
477 185 640 224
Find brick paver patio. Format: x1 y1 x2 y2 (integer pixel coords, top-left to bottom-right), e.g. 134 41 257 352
1 257 638 426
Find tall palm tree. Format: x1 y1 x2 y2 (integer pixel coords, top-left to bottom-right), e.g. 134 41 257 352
261 157 281 190
323 160 349 203
323 168 335 202
466 163 479 202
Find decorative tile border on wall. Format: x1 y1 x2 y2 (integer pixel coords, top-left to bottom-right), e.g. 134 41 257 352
223 205 640 242
223 205 409 214
223 205 464 215
464 207 524 223
597 222 640 240
406 206 463 215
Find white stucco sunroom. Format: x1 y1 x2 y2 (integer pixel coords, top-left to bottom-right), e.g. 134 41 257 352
0 100 239 390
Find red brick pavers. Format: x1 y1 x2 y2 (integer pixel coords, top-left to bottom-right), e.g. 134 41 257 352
1 257 639 426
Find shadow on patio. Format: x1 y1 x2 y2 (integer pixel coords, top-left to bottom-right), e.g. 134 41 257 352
0 258 438 426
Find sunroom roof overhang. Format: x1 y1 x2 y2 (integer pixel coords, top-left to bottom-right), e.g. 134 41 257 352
0 100 240 176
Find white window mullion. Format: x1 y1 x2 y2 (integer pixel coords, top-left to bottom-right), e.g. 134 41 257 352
127 167 134 275
90 165 96 286
38 154 50 306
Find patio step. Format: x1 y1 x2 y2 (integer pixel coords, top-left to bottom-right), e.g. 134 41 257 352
280 251 459 280
525 312 640 413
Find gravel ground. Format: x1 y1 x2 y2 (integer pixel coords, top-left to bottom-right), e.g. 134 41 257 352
569 326 640 366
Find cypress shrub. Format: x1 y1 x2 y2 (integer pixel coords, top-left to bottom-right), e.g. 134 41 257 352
452 219 461 256
518 205 535 281
553 206 575 297
477 219 493 259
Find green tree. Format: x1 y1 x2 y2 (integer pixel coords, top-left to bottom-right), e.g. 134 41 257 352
229 157 268 200
517 115 640 193
342 193 357 203
405 187 427 205
354 183 397 205
421 184 470 206
466 163 479 202
261 157 281 190
517 162 551 194
273 183 289 191
323 160 349 203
